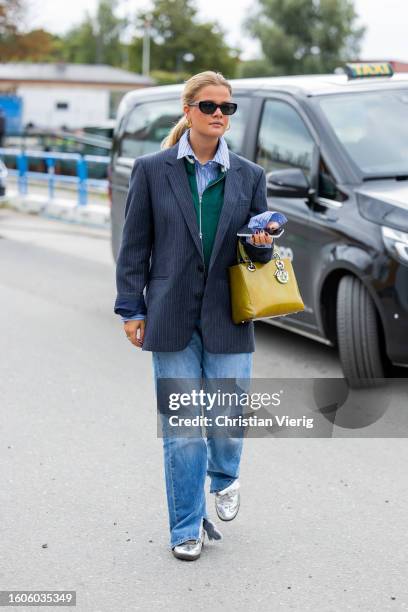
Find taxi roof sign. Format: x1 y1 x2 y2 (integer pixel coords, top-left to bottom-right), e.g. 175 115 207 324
344 62 394 79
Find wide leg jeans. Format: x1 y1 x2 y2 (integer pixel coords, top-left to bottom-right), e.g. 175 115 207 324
152 319 253 549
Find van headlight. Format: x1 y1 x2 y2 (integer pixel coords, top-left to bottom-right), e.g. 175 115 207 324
382 226 408 264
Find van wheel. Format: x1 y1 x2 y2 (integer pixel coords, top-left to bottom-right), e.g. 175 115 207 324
336 275 384 388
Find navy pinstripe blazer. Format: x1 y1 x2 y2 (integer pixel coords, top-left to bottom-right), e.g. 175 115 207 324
114 142 273 353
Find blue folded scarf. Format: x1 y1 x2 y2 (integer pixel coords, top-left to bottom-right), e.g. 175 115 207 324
248 211 288 230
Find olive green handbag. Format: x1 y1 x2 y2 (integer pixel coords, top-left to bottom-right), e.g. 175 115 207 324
228 241 305 324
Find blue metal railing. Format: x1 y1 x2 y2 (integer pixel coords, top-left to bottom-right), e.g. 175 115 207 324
0 148 110 206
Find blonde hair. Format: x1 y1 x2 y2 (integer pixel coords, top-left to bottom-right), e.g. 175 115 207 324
161 71 232 149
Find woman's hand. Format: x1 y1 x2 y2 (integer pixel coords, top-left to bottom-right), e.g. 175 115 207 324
124 319 145 348
249 226 276 246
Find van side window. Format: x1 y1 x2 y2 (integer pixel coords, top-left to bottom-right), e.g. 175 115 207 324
120 99 183 158
256 99 315 178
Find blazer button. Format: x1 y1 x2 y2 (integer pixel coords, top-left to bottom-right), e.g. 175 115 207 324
198 264 205 273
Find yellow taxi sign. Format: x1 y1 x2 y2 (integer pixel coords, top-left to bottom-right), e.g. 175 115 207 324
344 62 394 79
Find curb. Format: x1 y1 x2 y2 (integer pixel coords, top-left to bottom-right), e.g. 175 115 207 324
2 190 111 229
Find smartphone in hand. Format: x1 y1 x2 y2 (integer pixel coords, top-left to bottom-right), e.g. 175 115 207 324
237 211 288 239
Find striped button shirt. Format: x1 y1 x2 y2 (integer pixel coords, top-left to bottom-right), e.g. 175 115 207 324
177 128 230 197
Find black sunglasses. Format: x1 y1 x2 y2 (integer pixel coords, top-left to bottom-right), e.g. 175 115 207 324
188 100 238 115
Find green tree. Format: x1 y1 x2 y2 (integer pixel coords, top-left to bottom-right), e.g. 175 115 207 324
62 17 97 63
245 0 365 75
0 0 23 37
0 0 23 58
3 29 61 61
0 1 63 61
62 0 126 65
130 0 239 78
94 0 126 64
237 58 276 78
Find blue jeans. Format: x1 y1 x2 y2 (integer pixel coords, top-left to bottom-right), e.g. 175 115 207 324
152 319 253 549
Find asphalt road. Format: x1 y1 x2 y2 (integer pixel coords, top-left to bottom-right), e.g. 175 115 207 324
1 208 407 612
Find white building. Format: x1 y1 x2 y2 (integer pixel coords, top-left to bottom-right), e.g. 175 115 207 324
0 63 154 130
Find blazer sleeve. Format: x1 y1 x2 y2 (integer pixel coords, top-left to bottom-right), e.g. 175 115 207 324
239 167 274 264
114 158 153 318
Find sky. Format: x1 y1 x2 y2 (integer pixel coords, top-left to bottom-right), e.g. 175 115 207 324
25 0 408 63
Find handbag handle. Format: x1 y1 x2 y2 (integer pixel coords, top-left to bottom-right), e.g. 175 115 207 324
237 239 252 263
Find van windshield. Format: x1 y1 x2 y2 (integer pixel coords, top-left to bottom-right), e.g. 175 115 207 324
318 89 408 177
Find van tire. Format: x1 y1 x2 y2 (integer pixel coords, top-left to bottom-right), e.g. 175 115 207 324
336 275 384 387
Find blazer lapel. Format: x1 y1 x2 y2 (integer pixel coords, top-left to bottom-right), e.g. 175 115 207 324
165 147 203 261
207 154 243 274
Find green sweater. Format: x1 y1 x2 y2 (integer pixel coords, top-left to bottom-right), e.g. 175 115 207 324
184 157 226 272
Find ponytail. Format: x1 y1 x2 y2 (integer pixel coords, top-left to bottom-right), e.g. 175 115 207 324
161 116 189 150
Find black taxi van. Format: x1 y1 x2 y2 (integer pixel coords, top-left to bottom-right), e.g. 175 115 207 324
109 63 408 385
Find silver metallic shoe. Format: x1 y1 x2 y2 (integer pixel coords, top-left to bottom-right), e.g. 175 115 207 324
172 523 205 561
215 480 240 521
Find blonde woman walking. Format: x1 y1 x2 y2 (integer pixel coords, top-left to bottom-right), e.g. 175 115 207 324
114 71 281 560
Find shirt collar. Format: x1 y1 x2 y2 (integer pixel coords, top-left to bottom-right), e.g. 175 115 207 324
177 128 230 171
